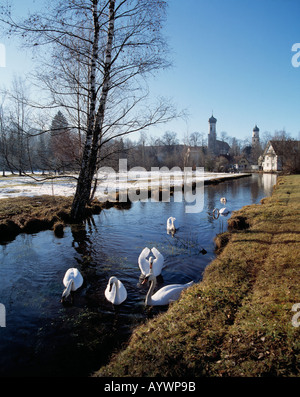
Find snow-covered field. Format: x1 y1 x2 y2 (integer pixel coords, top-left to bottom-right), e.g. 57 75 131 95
0 170 246 201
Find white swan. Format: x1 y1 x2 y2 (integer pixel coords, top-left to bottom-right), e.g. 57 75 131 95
167 217 176 235
105 276 127 305
138 247 164 277
61 268 83 303
220 207 230 215
220 197 227 204
142 273 194 306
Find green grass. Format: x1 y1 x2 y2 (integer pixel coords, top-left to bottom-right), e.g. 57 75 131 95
94 175 300 377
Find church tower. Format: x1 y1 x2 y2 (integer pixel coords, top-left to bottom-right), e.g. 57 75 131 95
252 125 260 147
208 114 217 154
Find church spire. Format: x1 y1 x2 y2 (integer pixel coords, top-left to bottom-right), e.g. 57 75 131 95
208 113 217 154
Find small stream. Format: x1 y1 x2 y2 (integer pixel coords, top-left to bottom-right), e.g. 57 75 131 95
0 173 277 376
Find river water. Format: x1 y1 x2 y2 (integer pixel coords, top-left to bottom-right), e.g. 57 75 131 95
0 173 277 377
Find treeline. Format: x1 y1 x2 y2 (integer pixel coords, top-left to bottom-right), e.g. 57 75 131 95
0 113 240 174
0 109 81 175
0 98 297 175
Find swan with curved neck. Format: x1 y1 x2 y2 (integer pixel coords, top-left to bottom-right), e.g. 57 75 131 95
143 273 194 306
61 268 83 304
105 276 127 305
138 247 164 277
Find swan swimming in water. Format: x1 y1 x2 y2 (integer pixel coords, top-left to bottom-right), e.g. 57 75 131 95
167 217 176 235
142 273 194 306
220 197 227 204
220 207 230 215
105 276 127 305
61 268 83 303
138 247 164 278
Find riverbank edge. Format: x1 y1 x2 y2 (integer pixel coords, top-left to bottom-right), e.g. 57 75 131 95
0 173 250 243
94 174 300 377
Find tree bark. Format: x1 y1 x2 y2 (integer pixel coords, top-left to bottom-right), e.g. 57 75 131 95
71 0 116 221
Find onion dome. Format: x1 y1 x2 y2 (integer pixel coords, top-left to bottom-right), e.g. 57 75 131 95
209 115 217 123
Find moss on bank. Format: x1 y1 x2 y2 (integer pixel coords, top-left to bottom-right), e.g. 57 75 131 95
94 175 300 377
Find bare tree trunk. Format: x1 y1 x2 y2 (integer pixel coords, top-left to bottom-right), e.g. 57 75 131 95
71 0 115 220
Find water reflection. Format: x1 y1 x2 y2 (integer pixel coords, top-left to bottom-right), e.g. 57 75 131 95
0 174 276 376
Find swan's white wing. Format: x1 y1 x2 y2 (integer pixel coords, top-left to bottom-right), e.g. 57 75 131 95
167 217 171 229
72 269 83 290
117 280 127 304
220 207 229 215
63 268 75 286
151 247 165 275
151 283 191 306
138 247 151 275
63 268 83 290
105 278 127 305
62 271 70 287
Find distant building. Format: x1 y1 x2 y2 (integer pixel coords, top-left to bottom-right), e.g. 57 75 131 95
207 114 217 154
236 156 251 171
207 114 230 156
261 140 300 172
252 125 260 147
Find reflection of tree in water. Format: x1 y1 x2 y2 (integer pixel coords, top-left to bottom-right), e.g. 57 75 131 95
70 220 100 301
71 222 93 263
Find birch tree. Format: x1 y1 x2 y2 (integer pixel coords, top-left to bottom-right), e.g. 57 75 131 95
1 0 176 219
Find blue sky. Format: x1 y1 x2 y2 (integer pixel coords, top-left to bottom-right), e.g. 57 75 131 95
148 0 300 142
0 0 300 143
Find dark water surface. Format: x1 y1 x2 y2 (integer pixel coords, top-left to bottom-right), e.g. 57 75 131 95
0 174 277 376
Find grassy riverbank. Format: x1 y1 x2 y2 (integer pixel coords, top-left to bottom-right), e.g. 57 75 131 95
95 175 300 377
0 195 130 241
